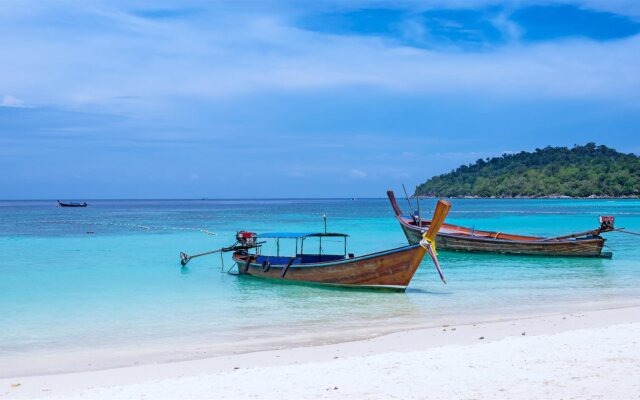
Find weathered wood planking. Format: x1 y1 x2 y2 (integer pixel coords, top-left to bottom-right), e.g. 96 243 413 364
233 244 427 291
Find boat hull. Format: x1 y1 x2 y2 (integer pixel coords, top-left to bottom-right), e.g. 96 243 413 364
58 201 87 207
232 244 427 291
399 222 609 258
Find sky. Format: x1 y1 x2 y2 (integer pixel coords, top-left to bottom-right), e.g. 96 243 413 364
1 0 639 199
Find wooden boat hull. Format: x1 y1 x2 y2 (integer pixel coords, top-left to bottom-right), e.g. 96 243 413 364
387 191 610 258
232 244 427 291
399 222 608 257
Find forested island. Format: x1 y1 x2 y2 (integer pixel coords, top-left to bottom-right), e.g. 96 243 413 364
416 143 640 198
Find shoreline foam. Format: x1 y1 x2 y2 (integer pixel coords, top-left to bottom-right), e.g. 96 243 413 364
2 296 639 379
2 303 640 399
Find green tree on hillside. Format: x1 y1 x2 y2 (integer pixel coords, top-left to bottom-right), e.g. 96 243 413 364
415 144 640 198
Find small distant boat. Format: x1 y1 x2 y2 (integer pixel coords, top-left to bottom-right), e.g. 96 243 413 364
57 200 88 207
181 200 451 291
388 191 614 258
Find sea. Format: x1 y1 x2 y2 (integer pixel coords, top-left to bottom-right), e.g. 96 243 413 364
1 198 639 376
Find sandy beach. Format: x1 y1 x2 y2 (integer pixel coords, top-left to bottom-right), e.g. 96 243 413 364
2 304 639 400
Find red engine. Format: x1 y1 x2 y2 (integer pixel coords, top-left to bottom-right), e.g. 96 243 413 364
236 231 257 246
598 216 615 231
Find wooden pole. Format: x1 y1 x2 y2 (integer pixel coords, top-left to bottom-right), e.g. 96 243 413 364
421 199 451 284
402 184 416 220
415 186 421 225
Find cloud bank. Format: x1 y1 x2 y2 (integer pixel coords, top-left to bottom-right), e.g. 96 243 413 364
0 1 638 111
0 1 638 197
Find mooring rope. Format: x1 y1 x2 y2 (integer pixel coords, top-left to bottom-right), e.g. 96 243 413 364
616 229 640 237
226 262 237 274
419 236 438 256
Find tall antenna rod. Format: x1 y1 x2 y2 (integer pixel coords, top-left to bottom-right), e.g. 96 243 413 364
415 185 421 225
323 213 327 233
402 184 416 221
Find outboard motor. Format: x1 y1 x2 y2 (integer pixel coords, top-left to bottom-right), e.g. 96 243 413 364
236 231 258 247
180 231 260 267
599 216 615 232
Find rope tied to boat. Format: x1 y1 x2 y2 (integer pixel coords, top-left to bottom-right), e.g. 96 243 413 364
419 236 438 257
420 234 446 284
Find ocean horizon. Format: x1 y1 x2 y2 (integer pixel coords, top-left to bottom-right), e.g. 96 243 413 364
5 196 640 201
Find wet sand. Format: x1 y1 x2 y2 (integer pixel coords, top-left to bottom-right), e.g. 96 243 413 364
2 305 639 399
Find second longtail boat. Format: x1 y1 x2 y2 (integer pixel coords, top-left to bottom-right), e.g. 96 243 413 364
387 190 614 258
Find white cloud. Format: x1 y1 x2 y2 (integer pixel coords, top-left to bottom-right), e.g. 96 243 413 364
573 0 640 19
0 2 638 112
1 95 26 107
491 10 522 43
348 169 367 178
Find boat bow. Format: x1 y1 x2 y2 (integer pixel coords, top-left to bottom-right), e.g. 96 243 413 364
418 198 451 283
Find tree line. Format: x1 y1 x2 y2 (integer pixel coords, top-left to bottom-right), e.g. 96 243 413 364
415 143 640 198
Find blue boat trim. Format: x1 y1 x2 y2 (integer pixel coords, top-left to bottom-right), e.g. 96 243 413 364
243 244 421 269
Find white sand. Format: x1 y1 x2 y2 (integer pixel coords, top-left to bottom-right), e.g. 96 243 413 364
2 306 639 399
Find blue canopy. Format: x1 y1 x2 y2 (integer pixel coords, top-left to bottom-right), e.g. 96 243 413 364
258 232 348 239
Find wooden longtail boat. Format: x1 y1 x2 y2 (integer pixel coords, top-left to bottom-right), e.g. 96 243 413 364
231 200 451 291
387 191 613 258
57 200 88 207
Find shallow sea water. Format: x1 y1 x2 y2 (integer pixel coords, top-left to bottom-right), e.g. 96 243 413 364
1 198 639 375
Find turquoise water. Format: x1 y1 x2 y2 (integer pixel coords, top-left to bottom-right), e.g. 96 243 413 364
1 198 640 376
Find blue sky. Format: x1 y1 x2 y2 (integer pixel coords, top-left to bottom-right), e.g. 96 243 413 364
1 0 639 198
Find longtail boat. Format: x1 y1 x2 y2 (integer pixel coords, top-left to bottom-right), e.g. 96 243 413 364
181 200 451 291
57 200 88 207
234 199 450 291
387 191 614 258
